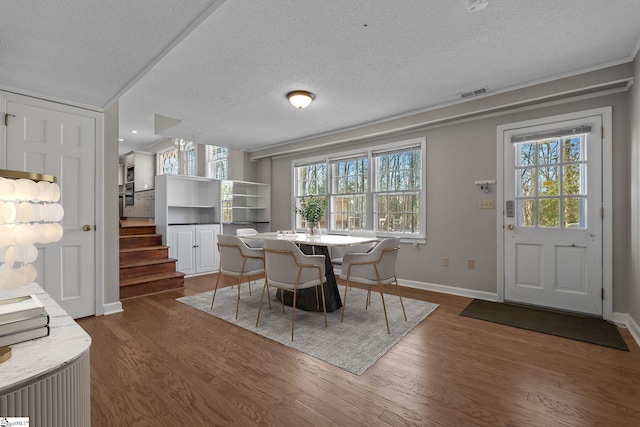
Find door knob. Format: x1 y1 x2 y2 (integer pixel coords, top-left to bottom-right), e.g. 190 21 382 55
507 224 514 230
83 224 92 231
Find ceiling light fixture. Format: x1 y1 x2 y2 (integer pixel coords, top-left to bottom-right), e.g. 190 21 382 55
465 0 489 12
287 90 315 109
131 130 138 134
173 138 194 152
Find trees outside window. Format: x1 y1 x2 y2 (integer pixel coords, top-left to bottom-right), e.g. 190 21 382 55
293 138 425 238
515 136 586 228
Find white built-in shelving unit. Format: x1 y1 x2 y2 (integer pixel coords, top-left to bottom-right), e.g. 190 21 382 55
155 174 222 276
221 180 270 234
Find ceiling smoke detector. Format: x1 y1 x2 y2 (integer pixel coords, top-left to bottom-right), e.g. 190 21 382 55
465 0 489 12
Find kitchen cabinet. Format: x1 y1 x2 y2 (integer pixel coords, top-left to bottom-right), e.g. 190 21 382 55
168 224 220 275
134 192 145 217
123 150 155 191
144 190 155 218
123 204 135 218
123 189 154 218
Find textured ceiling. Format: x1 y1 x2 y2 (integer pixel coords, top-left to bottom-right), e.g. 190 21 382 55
2 1 640 155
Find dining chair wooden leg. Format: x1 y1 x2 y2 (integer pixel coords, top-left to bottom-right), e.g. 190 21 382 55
341 279 351 322
235 282 241 319
320 282 327 327
281 291 286 313
378 282 391 334
394 276 407 321
266 284 272 309
291 288 298 341
255 280 268 327
211 273 222 309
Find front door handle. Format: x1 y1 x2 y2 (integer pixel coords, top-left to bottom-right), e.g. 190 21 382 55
507 224 514 230
83 224 92 231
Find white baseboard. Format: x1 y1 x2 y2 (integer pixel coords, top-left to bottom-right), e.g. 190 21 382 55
334 267 499 302
396 278 498 302
613 312 640 348
103 301 123 315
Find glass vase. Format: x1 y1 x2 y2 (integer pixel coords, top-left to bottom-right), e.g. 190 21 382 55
305 221 320 237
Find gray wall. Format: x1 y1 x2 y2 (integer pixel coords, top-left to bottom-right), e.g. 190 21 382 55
103 101 120 308
629 53 640 325
264 91 631 312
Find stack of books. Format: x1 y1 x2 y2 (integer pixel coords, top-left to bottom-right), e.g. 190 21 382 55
0 294 50 347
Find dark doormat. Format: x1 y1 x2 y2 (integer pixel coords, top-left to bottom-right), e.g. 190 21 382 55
460 299 629 351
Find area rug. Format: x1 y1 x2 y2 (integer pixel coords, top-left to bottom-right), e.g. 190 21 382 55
177 282 438 375
460 299 629 351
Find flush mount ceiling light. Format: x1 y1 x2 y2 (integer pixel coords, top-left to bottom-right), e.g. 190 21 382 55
173 138 194 152
287 90 315 109
465 0 489 12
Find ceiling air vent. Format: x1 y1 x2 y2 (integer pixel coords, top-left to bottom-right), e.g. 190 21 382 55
460 87 489 98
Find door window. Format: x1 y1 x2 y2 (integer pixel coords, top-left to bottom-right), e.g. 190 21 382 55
515 135 587 229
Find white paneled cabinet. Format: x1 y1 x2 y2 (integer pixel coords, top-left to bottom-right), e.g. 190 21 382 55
168 224 220 275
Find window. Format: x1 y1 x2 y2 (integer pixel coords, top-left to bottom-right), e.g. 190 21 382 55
206 146 228 179
292 138 425 238
329 155 368 231
294 161 327 229
515 135 587 228
373 145 422 234
158 149 179 175
183 146 197 176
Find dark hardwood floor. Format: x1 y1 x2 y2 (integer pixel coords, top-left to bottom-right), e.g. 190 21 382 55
78 274 640 426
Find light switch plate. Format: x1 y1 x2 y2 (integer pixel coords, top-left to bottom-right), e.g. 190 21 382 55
479 199 495 209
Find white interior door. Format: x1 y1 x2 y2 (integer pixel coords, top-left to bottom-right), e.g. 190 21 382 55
6 100 96 318
502 115 603 316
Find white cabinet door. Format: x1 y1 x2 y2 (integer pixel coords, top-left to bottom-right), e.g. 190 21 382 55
195 225 217 273
169 224 220 275
171 226 196 275
144 190 155 218
134 192 145 217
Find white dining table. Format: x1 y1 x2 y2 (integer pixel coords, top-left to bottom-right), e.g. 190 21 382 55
246 232 378 248
240 232 379 312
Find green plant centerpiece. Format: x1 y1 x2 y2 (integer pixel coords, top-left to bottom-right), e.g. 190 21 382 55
294 195 327 237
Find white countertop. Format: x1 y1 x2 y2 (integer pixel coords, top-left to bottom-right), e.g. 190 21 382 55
0 283 92 394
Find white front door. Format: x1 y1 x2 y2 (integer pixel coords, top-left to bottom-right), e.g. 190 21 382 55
502 114 603 316
5 100 97 318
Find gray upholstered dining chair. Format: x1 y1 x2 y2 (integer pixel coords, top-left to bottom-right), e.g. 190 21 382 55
339 237 406 334
212 234 269 319
330 229 377 267
256 238 328 341
236 227 263 248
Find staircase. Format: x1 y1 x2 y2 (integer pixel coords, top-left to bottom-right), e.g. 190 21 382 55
119 223 185 299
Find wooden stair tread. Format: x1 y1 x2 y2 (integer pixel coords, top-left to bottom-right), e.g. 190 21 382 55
120 271 185 287
119 233 162 239
120 258 178 269
120 245 169 254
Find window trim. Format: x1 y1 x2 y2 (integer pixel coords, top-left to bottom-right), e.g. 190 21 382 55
291 137 426 242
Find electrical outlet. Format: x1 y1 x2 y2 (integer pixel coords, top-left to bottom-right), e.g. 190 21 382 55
467 259 475 269
479 199 495 209
442 257 449 267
